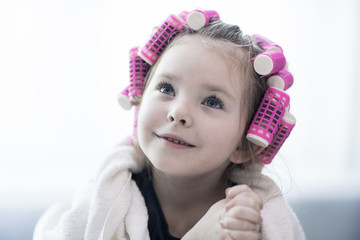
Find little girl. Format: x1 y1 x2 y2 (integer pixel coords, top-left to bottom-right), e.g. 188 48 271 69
34 9 305 240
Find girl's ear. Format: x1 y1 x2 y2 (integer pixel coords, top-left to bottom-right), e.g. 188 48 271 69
229 145 264 164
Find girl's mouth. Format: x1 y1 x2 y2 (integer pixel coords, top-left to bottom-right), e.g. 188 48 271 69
163 137 194 147
156 134 195 148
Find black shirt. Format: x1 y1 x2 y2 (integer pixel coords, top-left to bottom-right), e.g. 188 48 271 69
132 171 181 240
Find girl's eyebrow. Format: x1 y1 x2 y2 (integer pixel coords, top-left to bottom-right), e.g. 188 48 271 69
202 83 236 102
155 72 178 81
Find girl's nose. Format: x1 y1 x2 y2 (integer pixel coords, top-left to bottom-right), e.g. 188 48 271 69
167 101 193 127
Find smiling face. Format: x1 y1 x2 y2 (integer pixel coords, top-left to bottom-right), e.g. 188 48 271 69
137 36 249 177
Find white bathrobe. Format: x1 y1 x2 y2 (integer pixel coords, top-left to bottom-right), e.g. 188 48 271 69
33 137 306 240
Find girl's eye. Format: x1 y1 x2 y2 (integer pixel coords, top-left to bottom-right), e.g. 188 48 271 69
156 82 175 96
203 96 224 109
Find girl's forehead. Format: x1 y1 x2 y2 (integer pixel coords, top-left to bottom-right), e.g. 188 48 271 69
152 38 244 99
160 36 245 72
156 41 229 83
165 36 247 86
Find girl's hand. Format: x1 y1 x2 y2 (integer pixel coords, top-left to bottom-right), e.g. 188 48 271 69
220 185 263 240
182 185 262 240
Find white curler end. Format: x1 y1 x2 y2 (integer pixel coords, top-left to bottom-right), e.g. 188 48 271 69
266 45 282 52
282 111 296 124
117 93 132 110
254 55 274 75
286 105 290 112
187 11 207 31
137 51 154 66
267 75 285 90
246 133 269 148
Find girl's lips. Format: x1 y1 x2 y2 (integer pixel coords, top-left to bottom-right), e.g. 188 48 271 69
156 133 195 147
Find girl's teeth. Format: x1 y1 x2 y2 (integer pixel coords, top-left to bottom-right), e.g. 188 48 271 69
167 138 187 145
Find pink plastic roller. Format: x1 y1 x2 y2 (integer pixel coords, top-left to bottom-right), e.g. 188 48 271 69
178 10 189 22
253 51 286 76
252 34 283 52
186 9 220 31
246 87 290 148
139 14 186 65
267 69 294 91
129 47 150 102
258 111 296 164
130 105 140 144
117 86 131 110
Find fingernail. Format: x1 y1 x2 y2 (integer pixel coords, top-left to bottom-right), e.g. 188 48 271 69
225 202 230 210
219 218 224 227
225 187 230 196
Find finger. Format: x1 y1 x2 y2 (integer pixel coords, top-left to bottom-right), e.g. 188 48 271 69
226 186 263 210
222 231 235 240
226 194 263 212
226 230 261 240
225 205 262 224
226 185 252 200
220 216 259 231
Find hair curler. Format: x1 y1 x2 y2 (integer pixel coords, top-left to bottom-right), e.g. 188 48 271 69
246 87 290 148
138 14 186 65
128 47 150 103
252 34 283 52
178 10 189 22
186 9 220 31
117 86 132 110
130 105 140 144
253 51 286 76
267 69 294 91
258 111 296 164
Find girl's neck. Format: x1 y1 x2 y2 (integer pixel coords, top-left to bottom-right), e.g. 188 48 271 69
152 168 228 206
151 166 229 237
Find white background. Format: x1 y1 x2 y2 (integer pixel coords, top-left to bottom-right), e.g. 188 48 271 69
1 0 359 208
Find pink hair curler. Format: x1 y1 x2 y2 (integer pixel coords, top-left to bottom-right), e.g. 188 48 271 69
258 111 296 164
267 69 294 91
138 14 186 65
253 51 286 76
117 86 132 110
186 9 220 31
130 105 140 144
252 34 283 52
178 10 189 22
128 47 150 102
246 87 290 148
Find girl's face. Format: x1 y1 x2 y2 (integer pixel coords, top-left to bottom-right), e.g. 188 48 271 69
137 37 247 177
